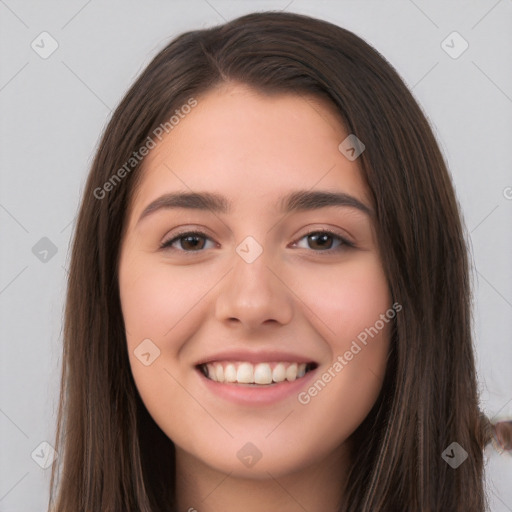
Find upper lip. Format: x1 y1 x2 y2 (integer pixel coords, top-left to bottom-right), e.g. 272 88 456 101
194 350 318 366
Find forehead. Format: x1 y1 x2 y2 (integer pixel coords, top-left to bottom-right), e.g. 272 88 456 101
128 83 371 220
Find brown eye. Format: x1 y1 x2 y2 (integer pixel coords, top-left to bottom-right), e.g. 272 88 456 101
307 232 336 250
294 230 354 253
160 231 214 252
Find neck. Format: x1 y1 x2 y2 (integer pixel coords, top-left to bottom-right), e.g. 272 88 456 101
175 442 350 512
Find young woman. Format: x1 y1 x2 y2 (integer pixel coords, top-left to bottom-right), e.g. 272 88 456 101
48 10 510 512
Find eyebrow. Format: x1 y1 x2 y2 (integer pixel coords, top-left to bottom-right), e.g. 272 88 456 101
137 189 374 225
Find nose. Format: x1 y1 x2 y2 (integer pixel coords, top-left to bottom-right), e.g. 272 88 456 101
214 241 294 330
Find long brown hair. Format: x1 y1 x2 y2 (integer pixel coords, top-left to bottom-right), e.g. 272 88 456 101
49 11 504 511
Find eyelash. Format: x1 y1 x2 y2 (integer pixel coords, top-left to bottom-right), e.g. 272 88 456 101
159 229 355 254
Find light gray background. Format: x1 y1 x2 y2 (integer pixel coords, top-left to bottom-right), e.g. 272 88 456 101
1 1 511 510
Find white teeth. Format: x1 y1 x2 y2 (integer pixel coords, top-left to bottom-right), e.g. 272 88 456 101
224 363 237 382
272 363 286 383
206 364 217 381
202 361 312 385
286 363 298 381
237 363 254 383
215 364 224 382
254 363 273 384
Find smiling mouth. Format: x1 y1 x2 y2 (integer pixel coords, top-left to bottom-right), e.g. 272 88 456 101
197 361 318 385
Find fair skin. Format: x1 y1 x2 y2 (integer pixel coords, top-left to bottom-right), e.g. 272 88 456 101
118 82 392 512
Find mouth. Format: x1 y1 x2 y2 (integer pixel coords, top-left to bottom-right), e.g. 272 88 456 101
197 361 318 386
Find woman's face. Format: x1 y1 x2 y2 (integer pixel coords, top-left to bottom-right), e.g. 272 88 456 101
118 82 392 479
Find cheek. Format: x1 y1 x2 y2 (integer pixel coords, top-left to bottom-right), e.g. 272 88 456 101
120 269 175 337
292 255 392 425
118 253 220 411
118 254 205 437
295 253 391 344
119 254 213 339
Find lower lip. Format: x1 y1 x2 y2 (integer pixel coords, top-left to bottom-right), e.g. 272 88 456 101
196 367 318 406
